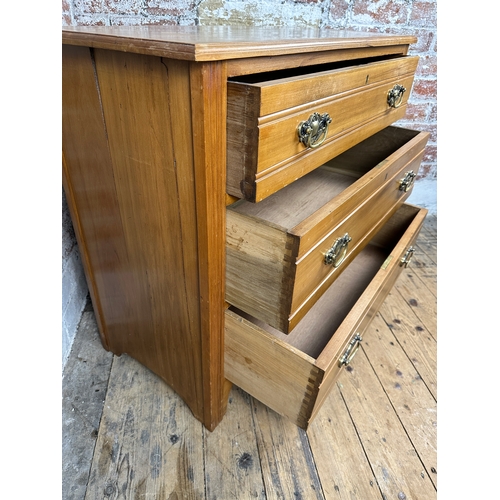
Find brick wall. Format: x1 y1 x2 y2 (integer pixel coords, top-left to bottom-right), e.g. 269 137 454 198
62 0 437 207
62 0 437 366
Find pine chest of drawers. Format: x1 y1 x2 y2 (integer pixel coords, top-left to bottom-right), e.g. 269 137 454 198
62 26 427 431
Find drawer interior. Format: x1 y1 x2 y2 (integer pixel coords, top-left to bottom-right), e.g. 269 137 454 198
229 126 420 229
228 54 403 84
228 203 421 360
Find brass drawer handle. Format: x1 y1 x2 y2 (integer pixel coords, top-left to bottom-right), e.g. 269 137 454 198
339 334 363 367
297 112 332 149
387 84 406 108
324 233 351 267
399 170 416 192
400 246 415 268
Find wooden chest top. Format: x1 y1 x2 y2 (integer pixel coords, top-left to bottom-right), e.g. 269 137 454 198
62 26 417 61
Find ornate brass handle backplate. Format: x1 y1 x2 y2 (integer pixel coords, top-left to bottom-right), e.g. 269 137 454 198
324 233 351 267
297 112 332 149
339 334 363 367
387 84 406 108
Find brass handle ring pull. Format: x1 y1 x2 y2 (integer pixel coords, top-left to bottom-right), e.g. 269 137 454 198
339 334 363 367
400 246 415 268
297 112 332 149
387 84 406 108
399 170 416 192
324 233 351 267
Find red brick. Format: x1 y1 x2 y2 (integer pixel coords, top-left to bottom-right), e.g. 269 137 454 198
408 29 436 54
62 13 72 25
428 103 437 122
73 14 109 25
411 78 437 100
422 145 437 164
395 119 436 141
344 25 432 50
144 0 197 17
73 0 102 14
62 0 70 11
416 54 437 77
104 0 143 15
329 1 350 20
416 162 437 180
109 16 152 25
404 102 430 122
110 16 193 26
410 0 437 28
352 0 409 25
351 25 437 60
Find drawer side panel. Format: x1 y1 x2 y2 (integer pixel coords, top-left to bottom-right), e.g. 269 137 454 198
225 204 427 430
224 310 323 428
226 209 296 331
227 53 418 201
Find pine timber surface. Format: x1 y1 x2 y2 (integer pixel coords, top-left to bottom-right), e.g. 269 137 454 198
62 215 437 500
62 26 416 62
225 129 428 334
63 26 420 435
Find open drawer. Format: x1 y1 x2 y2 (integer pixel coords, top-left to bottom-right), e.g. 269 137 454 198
227 55 419 201
225 203 427 430
226 126 429 334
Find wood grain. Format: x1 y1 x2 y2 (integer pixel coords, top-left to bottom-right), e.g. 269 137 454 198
229 56 419 116
379 289 438 399
62 28 428 440
227 54 418 200
289 149 423 325
225 204 427 429
62 311 114 500
253 76 416 176
62 26 416 62
91 48 206 421
189 61 229 430
84 354 206 499
362 312 437 487
394 270 438 336
62 215 437 499
308 384 382 499
203 387 265 499
224 308 322 429
337 348 436 499
250 401 325 500
62 45 126 353
226 44 410 76
250 106 409 202
225 210 296 332
226 128 428 333
63 45 228 430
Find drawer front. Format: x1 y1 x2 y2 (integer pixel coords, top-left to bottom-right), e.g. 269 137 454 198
289 142 425 329
227 56 419 202
225 204 427 430
226 127 429 334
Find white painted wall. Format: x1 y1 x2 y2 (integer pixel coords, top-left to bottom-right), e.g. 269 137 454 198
407 178 437 215
62 190 88 370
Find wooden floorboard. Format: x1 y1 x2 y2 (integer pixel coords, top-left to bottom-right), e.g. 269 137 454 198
62 310 114 500
62 216 437 500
